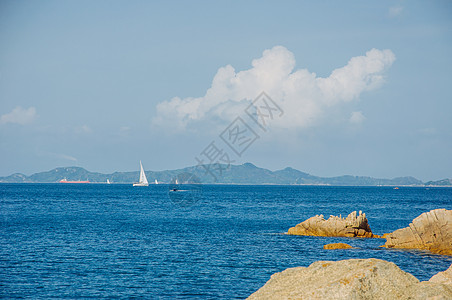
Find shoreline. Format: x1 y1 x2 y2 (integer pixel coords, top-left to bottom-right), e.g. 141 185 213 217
1 182 451 187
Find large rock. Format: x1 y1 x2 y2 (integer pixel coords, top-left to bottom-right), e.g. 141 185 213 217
383 209 452 255
430 264 452 285
247 258 452 299
287 211 377 238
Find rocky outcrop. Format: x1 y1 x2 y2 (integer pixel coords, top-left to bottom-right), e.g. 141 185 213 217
247 259 452 299
287 211 377 238
323 243 353 250
430 264 452 285
383 209 452 255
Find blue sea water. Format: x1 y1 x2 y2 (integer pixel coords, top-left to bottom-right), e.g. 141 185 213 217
1 184 452 299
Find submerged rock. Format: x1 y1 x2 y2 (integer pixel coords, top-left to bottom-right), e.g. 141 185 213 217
287 211 377 238
383 209 452 255
323 243 353 250
247 258 452 299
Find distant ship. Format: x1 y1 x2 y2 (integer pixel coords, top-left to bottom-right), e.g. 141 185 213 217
107 179 111 184
154 179 158 184
59 178 90 183
133 161 149 187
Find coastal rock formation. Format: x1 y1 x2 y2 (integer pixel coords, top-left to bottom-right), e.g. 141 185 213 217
383 209 452 255
430 264 452 285
287 211 377 238
247 259 452 299
323 243 353 250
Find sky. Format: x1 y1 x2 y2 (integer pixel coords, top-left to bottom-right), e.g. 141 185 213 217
1 0 451 181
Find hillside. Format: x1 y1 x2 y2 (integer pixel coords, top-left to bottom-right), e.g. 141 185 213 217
0 163 438 186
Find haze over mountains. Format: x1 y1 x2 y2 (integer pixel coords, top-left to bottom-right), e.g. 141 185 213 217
0 163 450 186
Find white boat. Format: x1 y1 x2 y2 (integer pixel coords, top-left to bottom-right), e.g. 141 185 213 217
154 179 158 184
133 161 149 186
107 179 111 184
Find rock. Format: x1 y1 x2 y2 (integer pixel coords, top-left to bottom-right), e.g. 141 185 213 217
323 243 353 250
430 264 452 285
247 258 452 299
383 209 452 255
287 211 378 238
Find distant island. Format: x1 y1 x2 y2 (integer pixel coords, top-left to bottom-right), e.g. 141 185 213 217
1 162 450 186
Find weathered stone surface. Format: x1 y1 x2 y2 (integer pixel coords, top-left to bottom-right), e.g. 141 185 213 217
430 264 452 285
323 243 353 250
247 258 452 300
383 209 452 255
287 211 378 238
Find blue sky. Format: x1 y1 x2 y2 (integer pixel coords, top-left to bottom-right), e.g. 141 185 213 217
1 0 451 181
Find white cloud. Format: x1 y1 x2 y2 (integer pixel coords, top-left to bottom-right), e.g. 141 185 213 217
388 6 403 18
118 126 131 137
152 46 395 131
349 111 366 124
418 127 437 136
74 125 92 134
58 153 78 162
0 106 36 125
43 152 78 162
119 126 131 133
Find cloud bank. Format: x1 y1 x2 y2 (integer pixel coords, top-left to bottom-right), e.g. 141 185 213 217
0 106 37 125
153 46 395 130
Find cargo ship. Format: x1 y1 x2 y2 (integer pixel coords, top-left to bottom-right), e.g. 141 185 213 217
59 178 90 183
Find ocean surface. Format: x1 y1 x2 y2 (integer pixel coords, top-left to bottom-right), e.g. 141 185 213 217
1 184 452 299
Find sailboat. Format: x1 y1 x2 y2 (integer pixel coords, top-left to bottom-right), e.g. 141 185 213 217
154 179 158 184
133 161 149 187
106 179 111 184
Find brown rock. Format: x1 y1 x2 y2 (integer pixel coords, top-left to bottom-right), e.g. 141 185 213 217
247 258 452 299
383 209 452 255
287 211 377 238
430 264 452 285
323 243 353 250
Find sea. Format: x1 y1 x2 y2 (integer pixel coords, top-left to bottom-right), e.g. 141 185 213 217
1 184 452 299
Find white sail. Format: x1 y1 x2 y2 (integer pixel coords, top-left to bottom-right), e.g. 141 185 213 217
107 179 111 184
139 162 148 184
133 161 149 186
155 179 158 184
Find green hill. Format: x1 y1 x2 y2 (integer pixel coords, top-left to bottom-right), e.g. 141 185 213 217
0 163 432 186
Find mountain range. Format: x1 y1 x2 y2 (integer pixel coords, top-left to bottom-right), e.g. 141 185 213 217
1 163 450 186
